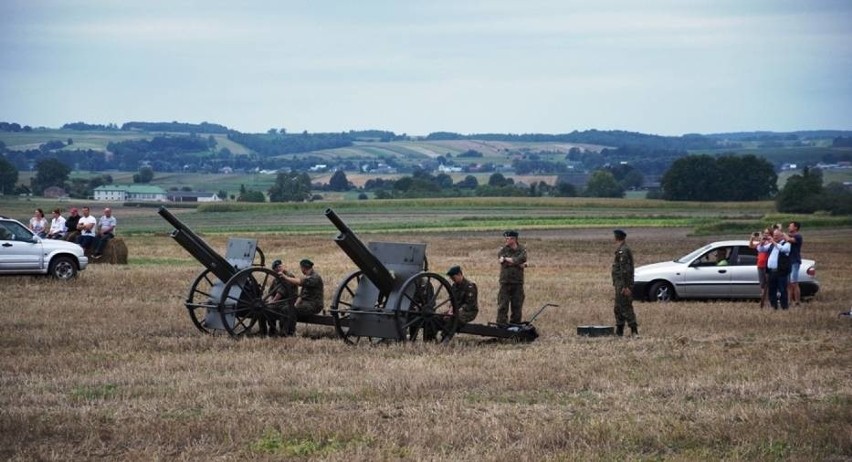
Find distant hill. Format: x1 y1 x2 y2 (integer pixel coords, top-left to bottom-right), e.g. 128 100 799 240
2 120 850 182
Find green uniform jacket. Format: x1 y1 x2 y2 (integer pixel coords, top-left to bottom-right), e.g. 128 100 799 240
498 244 527 284
611 242 634 289
299 271 324 309
451 278 479 323
272 270 298 302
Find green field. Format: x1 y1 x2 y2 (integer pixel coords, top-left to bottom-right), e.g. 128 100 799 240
4 196 849 238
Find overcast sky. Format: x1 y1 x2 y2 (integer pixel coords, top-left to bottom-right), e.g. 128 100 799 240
1 0 850 136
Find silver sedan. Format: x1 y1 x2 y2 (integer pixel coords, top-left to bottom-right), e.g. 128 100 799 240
634 240 819 302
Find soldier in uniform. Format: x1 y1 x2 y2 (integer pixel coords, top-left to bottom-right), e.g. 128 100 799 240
264 259 298 336
447 265 478 324
280 259 325 334
497 230 527 325
611 229 638 337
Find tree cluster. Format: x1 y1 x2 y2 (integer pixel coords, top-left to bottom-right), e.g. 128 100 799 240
776 168 851 215
121 121 230 134
268 172 312 202
1 122 33 132
62 122 119 131
661 154 777 201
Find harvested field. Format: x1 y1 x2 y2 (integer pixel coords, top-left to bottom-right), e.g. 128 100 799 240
1 226 850 460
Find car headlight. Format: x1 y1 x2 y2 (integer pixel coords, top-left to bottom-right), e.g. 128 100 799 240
806 266 816 277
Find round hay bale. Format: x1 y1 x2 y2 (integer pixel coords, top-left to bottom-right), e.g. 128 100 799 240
91 237 128 265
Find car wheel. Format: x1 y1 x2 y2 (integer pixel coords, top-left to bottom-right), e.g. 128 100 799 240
649 281 675 302
49 255 78 280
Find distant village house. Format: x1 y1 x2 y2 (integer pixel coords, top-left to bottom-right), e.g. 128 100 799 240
166 191 223 203
93 184 168 202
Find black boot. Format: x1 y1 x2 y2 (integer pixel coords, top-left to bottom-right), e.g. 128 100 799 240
616 325 624 337
629 324 639 337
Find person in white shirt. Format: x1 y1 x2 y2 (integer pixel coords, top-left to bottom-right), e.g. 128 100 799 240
756 228 791 310
75 207 98 252
91 208 117 259
46 208 67 239
28 208 48 238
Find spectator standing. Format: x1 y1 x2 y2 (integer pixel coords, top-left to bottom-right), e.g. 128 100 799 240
91 208 116 259
757 229 791 310
28 208 47 238
785 221 804 306
46 208 67 239
749 228 772 308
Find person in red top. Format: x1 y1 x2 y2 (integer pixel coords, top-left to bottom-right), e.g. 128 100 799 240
750 227 772 308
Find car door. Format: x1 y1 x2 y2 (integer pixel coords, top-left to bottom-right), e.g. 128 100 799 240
0 221 44 272
679 247 733 298
728 245 761 298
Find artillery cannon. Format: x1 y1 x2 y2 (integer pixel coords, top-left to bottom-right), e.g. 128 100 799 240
326 208 459 343
160 206 547 342
158 206 290 338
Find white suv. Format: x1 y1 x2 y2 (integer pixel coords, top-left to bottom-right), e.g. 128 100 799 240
0 216 89 280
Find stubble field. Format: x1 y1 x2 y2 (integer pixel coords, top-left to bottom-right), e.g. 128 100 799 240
1 226 850 460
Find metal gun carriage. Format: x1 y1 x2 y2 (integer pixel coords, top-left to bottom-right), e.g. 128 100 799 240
159 206 546 343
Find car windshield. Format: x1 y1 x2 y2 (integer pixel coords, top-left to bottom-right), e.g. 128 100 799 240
676 244 714 264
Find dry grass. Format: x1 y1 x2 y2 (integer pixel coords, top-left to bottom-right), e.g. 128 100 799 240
1 228 850 460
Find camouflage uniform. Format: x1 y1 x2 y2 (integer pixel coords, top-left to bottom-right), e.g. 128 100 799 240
295 270 324 317
497 244 527 324
268 270 298 334
450 277 479 324
611 240 638 335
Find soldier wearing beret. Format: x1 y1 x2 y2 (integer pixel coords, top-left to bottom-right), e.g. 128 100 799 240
279 258 325 334
611 229 638 336
447 266 478 324
497 230 527 325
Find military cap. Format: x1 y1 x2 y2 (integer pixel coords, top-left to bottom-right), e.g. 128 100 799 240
446 265 462 277
503 230 519 238
613 229 627 239
299 258 314 267
271 259 282 269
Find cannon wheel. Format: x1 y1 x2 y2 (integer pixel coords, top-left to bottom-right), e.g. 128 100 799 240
395 272 458 343
185 268 224 335
330 270 389 345
218 267 281 338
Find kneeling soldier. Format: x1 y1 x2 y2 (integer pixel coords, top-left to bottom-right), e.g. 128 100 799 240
447 265 478 324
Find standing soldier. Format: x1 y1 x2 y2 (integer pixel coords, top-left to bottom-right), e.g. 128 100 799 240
497 230 527 325
611 229 638 337
447 265 478 325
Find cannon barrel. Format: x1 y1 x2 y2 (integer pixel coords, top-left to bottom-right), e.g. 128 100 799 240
158 206 237 283
325 208 395 295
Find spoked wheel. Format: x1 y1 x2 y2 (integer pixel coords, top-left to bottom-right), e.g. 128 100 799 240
330 270 389 345
218 267 281 338
395 272 458 343
185 268 225 335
